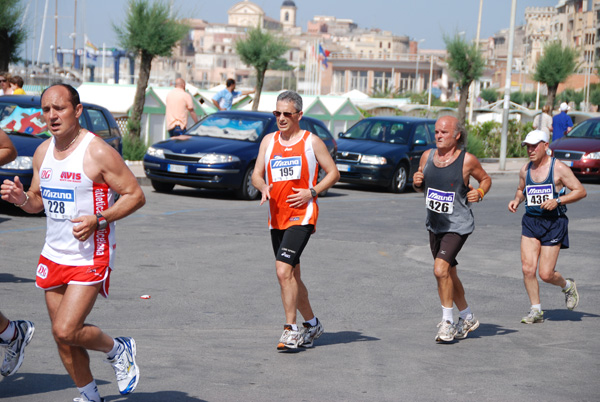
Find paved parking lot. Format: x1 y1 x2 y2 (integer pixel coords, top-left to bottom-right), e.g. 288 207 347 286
1 176 599 401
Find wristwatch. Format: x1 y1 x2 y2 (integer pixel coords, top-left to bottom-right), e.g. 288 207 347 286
96 213 108 230
310 188 317 198
556 197 562 206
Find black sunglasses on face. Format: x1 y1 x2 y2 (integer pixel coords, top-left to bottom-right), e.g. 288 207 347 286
0 79 5 83
273 111 300 118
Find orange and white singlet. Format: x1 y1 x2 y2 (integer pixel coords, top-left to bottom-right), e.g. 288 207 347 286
264 130 319 230
39 132 116 267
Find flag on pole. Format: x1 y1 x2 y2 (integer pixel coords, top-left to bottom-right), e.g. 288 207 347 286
85 36 98 62
318 44 330 68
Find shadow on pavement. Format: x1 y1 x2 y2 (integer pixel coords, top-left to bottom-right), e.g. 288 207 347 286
462 323 518 339
107 391 207 402
543 309 600 322
0 273 36 283
315 330 380 346
0 373 109 397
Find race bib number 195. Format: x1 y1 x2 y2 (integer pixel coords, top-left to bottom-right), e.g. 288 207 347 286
270 157 302 182
525 184 553 206
426 188 455 214
41 187 77 219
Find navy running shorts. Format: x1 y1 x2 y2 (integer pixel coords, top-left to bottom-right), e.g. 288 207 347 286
428 231 469 266
522 214 569 249
271 225 314 267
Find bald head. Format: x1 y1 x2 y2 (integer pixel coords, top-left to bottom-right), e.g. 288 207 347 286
175 78 186 89
437 115 464 142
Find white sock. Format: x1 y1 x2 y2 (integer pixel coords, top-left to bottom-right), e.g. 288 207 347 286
106 339 121 360
306 317 318 327
562 280 572 291
459 307 473 321
0 321 16 343
77 380 101 402
289 324 298 331
442 306 454 324
532 304 542 312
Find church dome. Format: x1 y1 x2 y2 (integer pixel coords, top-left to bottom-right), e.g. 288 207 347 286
282 0 296 7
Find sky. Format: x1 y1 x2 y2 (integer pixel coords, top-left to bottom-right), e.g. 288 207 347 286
19 0 559 64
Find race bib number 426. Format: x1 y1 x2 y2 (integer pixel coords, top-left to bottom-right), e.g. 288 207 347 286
526 184 553 206
426 188 455 214
41 187 77 219
270 157 302 182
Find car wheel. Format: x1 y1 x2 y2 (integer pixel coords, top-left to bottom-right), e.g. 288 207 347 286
317 167 328 196
389 164 409 193
235 163 259 200
151 180 175 193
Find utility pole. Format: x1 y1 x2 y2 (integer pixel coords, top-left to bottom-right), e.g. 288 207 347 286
468 0 484 124
500 0 517 171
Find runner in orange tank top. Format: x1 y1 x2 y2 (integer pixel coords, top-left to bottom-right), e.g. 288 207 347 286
252 90 339 351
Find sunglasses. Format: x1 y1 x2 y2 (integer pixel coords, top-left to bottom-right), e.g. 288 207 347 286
0 79 5 83
273 111 300 118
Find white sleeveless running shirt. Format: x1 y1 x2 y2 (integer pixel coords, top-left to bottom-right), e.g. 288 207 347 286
39 132 116 267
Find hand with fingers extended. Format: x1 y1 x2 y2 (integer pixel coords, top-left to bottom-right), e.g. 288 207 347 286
1 176 27 205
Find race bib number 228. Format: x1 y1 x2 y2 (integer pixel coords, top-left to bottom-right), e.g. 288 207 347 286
41 187 77 219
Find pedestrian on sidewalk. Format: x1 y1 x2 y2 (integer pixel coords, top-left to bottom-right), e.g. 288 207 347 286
413 115 491 343
508 130 586 324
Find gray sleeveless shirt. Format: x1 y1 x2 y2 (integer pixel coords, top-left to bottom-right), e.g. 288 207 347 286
423 150 475 235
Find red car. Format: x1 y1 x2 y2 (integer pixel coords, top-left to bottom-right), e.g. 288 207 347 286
549 117 600 179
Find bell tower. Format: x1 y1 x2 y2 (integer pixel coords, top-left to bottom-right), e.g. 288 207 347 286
280 0 296 29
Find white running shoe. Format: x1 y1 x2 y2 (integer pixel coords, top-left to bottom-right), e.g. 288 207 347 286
455 316 480 340
105 337 139 395
1 320 35 377
435 320 456 342
73 398 104 402
301 318 324 348
277 325 304 350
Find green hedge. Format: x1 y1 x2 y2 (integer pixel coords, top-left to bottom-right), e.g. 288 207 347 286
122 134 148 161
467 120 532 158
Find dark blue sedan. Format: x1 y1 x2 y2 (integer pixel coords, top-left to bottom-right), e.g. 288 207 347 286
336 116 437 192
0 95 122 190
143 111 337 199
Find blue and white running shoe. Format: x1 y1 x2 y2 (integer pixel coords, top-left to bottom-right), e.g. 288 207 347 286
106 337 139 395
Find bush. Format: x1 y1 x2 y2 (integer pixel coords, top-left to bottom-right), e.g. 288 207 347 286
122 134 148 161
467 120 531 158
480 88 499 104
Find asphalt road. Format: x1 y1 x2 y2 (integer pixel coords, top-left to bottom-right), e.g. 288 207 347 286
1 175 599 402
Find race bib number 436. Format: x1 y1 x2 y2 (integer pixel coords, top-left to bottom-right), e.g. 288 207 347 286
426 188 455 214
270 157 302 182
526 184 553 206
41 187 76 219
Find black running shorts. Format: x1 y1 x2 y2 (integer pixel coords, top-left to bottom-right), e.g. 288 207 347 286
271 225 314 267
428 231 469 267
522 214 569 249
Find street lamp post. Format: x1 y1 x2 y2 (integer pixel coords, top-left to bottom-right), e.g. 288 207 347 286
415 39 425 92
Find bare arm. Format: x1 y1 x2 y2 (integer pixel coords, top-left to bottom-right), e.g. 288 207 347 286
287 135 340 208
188 108 199 124
0 128 17 165
251 134 273 206
211 99 223 111
412 149 431 193
508 164 528 213
539 160 586 211
465 152 492 203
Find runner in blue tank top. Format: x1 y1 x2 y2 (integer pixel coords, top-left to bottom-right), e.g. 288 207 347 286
413 116 491 343
508 130 586 324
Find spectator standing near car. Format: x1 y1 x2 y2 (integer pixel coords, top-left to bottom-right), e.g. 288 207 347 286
412 115 491 343
552 102 573 142
9 76 25 95
508 130 586 324
533 105 553 138
0 72 13 96
211 78 255 111
0 128 35 377
1 84 145 402
165 78 198 137
252 90 339 351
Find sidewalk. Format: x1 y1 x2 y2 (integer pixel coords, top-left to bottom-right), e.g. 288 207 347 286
126 158 525 187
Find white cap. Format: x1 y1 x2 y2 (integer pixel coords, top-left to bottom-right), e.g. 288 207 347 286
560 102 570 111
522 130 549 146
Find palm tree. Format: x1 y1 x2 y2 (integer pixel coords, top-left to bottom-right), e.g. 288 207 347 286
533 42 578 109
113 0 188 137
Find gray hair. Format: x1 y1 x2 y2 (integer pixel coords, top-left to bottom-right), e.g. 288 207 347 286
454 120 466 144
277 90 303 112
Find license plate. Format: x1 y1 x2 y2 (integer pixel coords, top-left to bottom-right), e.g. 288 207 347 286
336 163 350 172
168 164 188 173
560 160 573 167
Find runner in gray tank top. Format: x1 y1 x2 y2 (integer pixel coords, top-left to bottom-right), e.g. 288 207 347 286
413 116 491 343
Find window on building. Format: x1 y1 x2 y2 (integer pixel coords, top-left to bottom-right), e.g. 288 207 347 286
333 70 345 93
373 71 392 92
285 12 289 22
349 70 368 92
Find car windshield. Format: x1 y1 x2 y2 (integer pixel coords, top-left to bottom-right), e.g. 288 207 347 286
566 119 600 139
341 120 410 144
186 115 267 142
0 103 48 136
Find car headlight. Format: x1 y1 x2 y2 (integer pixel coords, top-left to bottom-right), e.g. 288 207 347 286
1 156 33 170
360 155 387 165
146 146 165 159
200 154 240 164
583 152 600 160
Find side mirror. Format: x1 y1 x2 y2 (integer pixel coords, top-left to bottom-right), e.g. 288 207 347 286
338 132 344 138
413 139 426 146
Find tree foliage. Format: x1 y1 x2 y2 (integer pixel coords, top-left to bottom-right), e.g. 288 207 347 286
444 34 485 128
236 27 288 111
557 88 584 110
0 0 28 71
113 0 189 137
590 89 600 108
533 42 578 109
480 88 499 104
